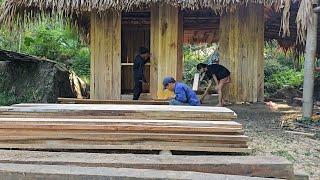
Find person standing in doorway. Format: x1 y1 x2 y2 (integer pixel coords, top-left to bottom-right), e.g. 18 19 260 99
133 47 150 100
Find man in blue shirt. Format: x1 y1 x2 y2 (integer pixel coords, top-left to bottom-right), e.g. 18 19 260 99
163 76 200 106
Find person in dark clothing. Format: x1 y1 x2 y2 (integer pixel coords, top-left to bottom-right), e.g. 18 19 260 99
133 47 150 100
197 63 231 107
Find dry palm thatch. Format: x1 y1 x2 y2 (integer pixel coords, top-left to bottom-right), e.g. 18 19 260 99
296 0 314 43
0 0 315 43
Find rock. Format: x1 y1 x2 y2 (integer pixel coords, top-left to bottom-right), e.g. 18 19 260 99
0 50 88 104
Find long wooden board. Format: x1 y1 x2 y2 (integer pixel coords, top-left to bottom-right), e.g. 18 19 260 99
0 118 242 127
0 132 249 142
0 163 277 180
58 98 169 105
0 125 243 134
0 150 294 179
1 104 237 120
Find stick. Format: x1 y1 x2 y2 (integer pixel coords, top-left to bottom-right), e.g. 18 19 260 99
192 73 200 91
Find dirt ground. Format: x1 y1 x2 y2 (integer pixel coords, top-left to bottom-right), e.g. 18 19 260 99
227 103 320 180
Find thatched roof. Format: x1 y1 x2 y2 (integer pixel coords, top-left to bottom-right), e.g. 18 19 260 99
0 0 316 48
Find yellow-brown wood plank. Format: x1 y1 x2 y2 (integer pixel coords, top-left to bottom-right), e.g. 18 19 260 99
57 98 169 105
0 118 243 127
90 11 121 100
219 3 264 103
0 150 295 179
150 4 183 99
0 143 250 153
0 131 249 142
0 104 237 120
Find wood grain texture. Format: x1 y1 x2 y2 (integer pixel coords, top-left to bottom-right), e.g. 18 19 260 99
219 3 264 103
150 4 183 99
0 103 248 153
1 104 237 120
0 150 293 179
0 163 278 180
90 11 121 100
57 98 169 105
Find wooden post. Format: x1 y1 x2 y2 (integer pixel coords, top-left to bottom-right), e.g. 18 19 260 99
219 4 264 103
302 5 318 118
150 3 183 99
90 12 121 100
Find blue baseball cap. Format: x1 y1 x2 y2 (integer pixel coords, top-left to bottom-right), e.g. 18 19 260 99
163 76 175 89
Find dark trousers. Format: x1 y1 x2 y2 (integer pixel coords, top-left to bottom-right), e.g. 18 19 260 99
133 80 143 100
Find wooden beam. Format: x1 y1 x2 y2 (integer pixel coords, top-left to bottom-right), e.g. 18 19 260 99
90 11 121 100
0 104 237 120
57 98 168 105
219 4 264 103
0 163 277 180
150 4 183 99
0 150 294 179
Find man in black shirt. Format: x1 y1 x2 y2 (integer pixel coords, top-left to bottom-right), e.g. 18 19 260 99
133 47 150 100
197 63 231 106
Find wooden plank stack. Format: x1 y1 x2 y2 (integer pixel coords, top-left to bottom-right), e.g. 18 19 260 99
0 150 296 179
0 103 250 153
58 97 169 105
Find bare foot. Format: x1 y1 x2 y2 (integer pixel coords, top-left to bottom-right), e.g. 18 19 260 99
215 104 223 107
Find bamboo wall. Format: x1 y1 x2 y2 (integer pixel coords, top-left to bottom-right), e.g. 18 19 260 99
219 4 264 103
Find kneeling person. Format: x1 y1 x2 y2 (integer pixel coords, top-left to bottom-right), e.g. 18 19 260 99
163 76 200 106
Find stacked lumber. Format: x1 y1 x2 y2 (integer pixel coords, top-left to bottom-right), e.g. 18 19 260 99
0 150 296 179
57 97 169 105
0 103 249 153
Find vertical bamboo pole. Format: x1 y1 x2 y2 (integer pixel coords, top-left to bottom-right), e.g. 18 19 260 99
302 5 318 118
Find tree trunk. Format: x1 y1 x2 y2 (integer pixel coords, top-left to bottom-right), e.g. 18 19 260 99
302 8 318 118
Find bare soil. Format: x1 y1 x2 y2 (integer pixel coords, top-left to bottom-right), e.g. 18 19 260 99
228 103 320 180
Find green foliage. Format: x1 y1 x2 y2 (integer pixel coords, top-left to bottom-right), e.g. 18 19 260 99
264 41 304 95
22 22 82 62
0 91 18 106
70 47 91 83
265 69 303 94
183 44 216 85
0 20 91 82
